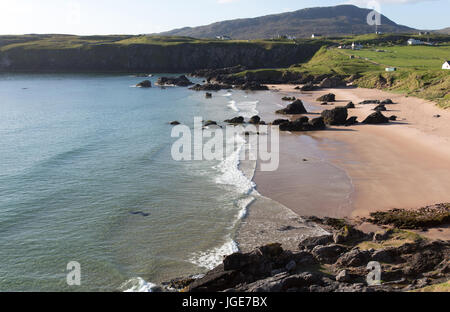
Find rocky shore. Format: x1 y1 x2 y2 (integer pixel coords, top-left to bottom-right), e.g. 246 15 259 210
163 211 449 292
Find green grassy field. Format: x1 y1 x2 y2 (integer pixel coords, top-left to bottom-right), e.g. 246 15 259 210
339 45 450 70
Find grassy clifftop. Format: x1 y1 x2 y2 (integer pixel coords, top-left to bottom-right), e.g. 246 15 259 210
0 34 322 73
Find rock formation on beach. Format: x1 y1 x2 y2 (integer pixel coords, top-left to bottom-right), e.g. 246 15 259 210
136 80 152 88
157 75 193 87
276 99 308 115
165 211 450 292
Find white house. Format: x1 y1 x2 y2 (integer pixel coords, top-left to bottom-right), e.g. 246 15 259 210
216 35 231 40
443 61 450 70
407 38 424 45
352 42 362 50
311 34 322 39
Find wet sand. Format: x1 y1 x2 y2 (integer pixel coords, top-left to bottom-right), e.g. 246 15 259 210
251 85 450 240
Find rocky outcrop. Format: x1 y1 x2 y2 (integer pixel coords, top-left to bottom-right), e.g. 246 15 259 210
276 99 307 114
373 104 387 111
321 107 348 125
224 116 245 124
249 115 261 124
136 80 152 88
319 77 346 88
362 111 389 124
190 83 233 91
300 82 319 91
236 82 269 91
276 116 326 132
317 93 336 102
157 75 193 86
346 102 355 109
178 219 450 292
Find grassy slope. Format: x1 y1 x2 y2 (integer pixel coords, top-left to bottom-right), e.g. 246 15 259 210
231 36 450 108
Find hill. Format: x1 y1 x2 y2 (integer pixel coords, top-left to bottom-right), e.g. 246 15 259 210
159 5 416 39
435 27 450 35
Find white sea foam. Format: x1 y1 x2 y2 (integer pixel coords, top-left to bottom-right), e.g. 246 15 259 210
215 135 255 195
236 196 255 220
227 100 239 112
189 238 239 270
121 277 158 292
222 92 233 97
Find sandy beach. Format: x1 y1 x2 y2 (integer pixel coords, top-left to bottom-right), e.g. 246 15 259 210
252 85 450 239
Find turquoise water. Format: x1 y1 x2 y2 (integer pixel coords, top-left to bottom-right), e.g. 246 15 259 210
0 74 275 291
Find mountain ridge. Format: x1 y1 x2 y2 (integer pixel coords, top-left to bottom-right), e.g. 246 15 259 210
159 5 416 39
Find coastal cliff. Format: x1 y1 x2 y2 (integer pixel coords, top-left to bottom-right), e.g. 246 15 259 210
0 35 321 73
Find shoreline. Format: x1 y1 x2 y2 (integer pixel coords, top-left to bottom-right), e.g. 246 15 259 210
246 85 450 242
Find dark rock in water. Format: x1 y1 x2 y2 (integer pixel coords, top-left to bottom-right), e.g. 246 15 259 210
346 102 355 109
359 100 380 105
205 92 212 98
433 115 441 118
311 244 349 264
136 80 152 88
345 116 358 126
276 99 307 114
321 106 348 125
282 96 296 101
309 117 326 130
225 116 244 124
130 211 150 217
319 77 346 88
300 82 318 91
170 121 181 125
362 111 389 124
272 119 290 126
389 115 397 121
249 115 261 124
373 104 387 111
157 75 193 87
204 120 217 127
317 93 336 102
381 99 394 104
299 235 333 251
237 82 269 91
190 83 233 91
321 102 328 105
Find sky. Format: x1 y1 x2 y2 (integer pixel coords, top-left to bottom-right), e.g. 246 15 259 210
0 0 448 35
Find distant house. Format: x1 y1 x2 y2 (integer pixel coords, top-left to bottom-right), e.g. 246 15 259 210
216 35 231 40
311 34 322 39
385 67 397 72
407 38 424 45
443 61 450 70
352 42 362 50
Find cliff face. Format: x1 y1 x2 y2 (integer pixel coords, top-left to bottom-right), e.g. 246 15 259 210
0 42 321 73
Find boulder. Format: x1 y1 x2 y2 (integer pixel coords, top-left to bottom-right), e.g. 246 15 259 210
346 102 355 109
336 270 351 283
309 117 326 130
190 83 233 91
311 244 349 264
345 116 358 126
249 115 261 124
136 80 152 88
299 235 333 251
317 93 336 102
300 82 318 91
272 119 290 126
371 248 398 263
335 249 372 267
319 77 346 88
381 99 394 104
170 121 181 125
157 75 193 87
373 104 387 111
389 115 397 121
362 111 389 124
205 92 212 98
282 96 296 101
224 116 244 124
276 99 307 114
359 100 380 105
321 107 348 125
204 120 217 127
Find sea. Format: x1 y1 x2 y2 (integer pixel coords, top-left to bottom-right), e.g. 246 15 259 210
0 73 291 291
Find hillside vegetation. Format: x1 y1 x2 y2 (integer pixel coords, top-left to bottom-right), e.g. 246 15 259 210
160 5 415 39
